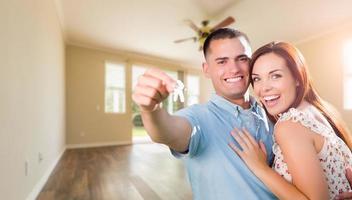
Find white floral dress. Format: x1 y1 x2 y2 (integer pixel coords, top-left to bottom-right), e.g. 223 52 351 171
272 107 352 199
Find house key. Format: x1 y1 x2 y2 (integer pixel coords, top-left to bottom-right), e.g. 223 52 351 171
173 80 185 102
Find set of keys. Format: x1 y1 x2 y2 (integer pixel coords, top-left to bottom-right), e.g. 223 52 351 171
172 80 185 103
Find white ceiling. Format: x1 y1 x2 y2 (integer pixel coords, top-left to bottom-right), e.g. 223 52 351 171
56 0 352 68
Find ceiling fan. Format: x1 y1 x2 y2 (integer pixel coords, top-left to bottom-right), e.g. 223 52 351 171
174 16 235 51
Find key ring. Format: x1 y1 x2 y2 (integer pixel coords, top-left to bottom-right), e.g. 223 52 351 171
173 80 185 103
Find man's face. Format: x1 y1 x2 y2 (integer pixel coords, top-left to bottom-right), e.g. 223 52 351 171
203 37 252 102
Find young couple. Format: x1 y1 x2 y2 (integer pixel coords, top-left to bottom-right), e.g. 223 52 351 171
132 28 352 200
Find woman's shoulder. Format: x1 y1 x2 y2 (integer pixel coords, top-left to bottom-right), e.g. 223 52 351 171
273 118 318 155
275 104 318 138
277 104 333 136
275 117 311 138
277 102 313 122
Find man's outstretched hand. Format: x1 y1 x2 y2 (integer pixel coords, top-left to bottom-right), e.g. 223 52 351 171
132 68 176 112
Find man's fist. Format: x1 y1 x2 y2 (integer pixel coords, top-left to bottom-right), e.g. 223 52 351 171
132 68 176 112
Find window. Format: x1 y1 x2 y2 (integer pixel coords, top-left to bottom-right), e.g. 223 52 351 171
186 74 200 106
105 62 125 113
131 65 148 115
164 70 178 113
343 41 352 109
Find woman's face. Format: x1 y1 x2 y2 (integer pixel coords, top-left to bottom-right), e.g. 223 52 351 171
251 53 297 116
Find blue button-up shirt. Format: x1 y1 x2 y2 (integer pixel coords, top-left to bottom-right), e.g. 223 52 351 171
172 94 277 200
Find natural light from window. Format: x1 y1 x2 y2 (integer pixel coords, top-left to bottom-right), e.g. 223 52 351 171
105 62 126 113
186 75 200 106
343 41 352 110
163 69 178 113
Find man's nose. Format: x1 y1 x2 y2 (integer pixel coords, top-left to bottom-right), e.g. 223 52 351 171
227 59 241 71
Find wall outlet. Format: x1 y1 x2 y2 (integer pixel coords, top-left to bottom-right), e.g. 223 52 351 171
80 131 85 137
38 152 43 163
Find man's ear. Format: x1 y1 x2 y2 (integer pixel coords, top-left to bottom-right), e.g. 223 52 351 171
202 62 211 78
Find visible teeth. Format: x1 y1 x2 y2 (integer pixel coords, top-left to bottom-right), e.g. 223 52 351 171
225 77 242 82
263 95 279 101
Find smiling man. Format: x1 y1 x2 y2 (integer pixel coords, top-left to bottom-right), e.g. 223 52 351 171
132 28 277 200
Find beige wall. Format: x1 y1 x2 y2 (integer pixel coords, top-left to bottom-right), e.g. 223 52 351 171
297 23 352 131
200 74 215 102
0 0 66 199
66 45 211 146
66 45 132 146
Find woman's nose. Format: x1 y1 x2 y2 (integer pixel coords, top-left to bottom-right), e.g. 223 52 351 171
261 80 273 92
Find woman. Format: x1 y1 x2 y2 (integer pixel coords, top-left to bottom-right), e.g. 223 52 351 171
229 41 352 200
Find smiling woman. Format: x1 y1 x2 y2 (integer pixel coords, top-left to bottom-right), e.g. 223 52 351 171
251 53 298 116
229 41 352 200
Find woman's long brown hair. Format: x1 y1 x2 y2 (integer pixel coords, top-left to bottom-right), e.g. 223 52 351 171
249 41 352 149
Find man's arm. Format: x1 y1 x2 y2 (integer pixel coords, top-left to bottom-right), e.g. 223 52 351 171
132 68 192 152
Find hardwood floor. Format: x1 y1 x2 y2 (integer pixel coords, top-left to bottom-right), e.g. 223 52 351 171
37 143 192 200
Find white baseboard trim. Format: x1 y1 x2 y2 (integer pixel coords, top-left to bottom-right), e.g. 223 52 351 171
132 136 153 144
26 147 66 200
66 141 132 149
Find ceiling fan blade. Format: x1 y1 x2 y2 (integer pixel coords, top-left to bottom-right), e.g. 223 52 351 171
174 37 197 43
184 19 201 33
210 16 235 32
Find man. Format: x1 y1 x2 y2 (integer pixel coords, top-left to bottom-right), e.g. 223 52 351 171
133 28 276 199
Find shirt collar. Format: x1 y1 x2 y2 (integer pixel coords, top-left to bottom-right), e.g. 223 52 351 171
209 94 260 117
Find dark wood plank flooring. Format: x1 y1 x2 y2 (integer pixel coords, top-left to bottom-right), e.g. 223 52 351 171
37 143 192 200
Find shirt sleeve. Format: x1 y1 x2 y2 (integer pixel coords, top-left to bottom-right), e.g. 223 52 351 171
265 122 275 165
170 106 205 158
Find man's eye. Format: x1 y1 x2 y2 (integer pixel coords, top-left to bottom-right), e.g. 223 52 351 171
239 57 249 62
217 60 226 65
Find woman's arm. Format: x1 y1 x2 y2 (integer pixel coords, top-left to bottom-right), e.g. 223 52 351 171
229 122 329 200
275 121 329 199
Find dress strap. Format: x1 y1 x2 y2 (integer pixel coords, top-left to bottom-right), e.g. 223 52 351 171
277 108 334 139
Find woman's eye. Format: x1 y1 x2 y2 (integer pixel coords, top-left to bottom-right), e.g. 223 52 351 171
252 77 260 82
271 74 282 79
